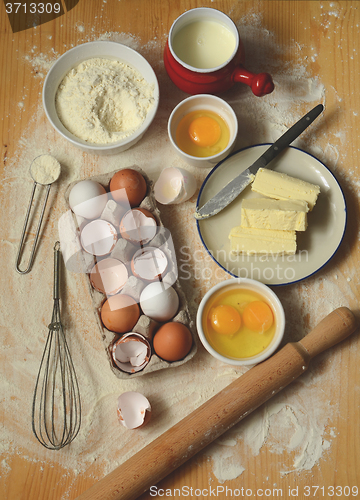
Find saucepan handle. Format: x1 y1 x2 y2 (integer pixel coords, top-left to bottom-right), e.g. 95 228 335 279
232 65 274 96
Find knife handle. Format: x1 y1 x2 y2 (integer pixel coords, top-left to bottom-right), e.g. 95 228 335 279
253 103 324 168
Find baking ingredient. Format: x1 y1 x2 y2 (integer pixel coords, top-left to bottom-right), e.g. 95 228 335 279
154 167 197 205
203 287 276 359
153 322 193 362
80 220 117 256
172 19 236 69
30 154 61 185
117 392 151 429
252 168 320 210
112 334 151 374
55 58 155 144
119 208 157 245
89 258 128 295
140 282 179 322
175 110 230 157
210 305 242 336
110 169 147 207
229 226 297 255
69 179 108 219
242 301 274 334
241 198 309 231
131 247 168 281
101 294 140 334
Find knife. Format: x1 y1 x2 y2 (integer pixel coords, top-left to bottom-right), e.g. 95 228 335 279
194 103 324 220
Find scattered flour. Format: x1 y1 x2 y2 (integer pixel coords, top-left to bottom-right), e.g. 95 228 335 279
1 6 358 496
55 58 155 144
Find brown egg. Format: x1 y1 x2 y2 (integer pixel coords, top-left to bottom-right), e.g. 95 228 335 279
101 294 140 334
119 208 157 245
110 169 147 207
153 322 193 362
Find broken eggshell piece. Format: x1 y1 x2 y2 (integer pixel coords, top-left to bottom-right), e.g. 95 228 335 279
117 391 151 429
80 219 118 256
154 167 197 205
112 332 151 373
131 246 168 281
89 257 128 295
119 208 157 245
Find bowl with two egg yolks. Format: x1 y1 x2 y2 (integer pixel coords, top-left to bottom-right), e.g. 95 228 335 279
196 278 285 365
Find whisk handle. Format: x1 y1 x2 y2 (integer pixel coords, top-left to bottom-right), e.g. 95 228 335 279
53 241 61 300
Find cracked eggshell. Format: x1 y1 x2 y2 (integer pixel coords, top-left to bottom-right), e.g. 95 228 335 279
80 219 118 256
117 391 151 429
69 180 108 219
112 333 151 374
131 246 168 281
119 208 157 245
154 167 197 205
89 258 128 295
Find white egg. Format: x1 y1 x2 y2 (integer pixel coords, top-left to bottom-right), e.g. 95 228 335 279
69 179 108 219
140 282 179 322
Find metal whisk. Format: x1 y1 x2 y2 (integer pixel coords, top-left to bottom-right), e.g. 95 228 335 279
32 241 81 450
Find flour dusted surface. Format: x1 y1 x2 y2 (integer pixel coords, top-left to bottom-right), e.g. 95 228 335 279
55 57 155 144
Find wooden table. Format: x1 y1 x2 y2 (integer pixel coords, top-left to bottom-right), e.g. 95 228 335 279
1 1 359 499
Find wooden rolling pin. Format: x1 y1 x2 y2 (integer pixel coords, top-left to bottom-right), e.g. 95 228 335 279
76 307 358 500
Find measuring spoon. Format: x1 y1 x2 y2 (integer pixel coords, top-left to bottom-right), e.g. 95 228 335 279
15 154 61 274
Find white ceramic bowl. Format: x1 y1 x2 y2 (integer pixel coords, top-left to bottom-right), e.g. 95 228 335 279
196 278 285 366
168 94 238 168
43 41 159 155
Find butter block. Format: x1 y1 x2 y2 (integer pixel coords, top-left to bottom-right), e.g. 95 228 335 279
252 168 320 210
241 198 309 231
229 226 296 255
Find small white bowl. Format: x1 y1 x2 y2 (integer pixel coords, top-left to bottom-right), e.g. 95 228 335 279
168 94 238 168
43 41 159 155
196 278 285 366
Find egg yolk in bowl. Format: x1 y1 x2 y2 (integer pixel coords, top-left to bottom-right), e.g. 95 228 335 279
203 287 276 359
176 110 230 157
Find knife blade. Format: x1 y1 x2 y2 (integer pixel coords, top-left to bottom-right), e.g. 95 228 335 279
194 103 324 220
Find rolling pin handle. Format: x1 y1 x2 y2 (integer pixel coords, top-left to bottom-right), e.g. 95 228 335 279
299 307 358 359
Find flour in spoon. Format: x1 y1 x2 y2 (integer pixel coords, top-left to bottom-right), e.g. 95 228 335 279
55 57 155 144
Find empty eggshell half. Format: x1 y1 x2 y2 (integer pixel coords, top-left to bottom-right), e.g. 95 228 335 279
117 391 151 429
154 167 197 205
81 219 118 256
119 208 157 245
131 247 168 281
90 258 128 295
112 332 151 373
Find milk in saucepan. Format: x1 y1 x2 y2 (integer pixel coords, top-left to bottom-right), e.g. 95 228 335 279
172 20 236 70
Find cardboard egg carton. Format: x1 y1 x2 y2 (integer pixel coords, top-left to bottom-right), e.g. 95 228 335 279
62 165 197 379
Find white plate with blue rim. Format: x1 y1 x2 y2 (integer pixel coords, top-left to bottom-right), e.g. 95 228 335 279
196 144 347 286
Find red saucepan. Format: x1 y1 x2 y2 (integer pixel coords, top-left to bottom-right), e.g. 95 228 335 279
164 7 274 96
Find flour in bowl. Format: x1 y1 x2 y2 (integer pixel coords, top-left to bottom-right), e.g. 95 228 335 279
55 57 155 144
